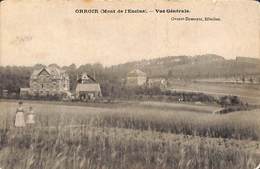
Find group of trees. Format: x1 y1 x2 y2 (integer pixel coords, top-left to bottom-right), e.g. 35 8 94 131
0 63 127 97
0 66 33 95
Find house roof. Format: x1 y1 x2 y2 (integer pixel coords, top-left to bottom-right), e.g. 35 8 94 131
78 73 96 83
31 66 68 79
127 69 146 77
31 69 43 78
76 83 101 92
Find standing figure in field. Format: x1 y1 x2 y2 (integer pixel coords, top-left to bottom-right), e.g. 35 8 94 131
26 106 35 126
15 101 26 128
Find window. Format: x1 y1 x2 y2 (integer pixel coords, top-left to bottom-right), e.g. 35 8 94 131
42 84 44 88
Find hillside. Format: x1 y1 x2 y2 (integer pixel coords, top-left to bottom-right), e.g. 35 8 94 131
107 54 260 79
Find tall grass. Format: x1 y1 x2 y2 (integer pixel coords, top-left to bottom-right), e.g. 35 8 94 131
32 106 260 140
1 101 259 140
0 127 259 169
0 101 259 169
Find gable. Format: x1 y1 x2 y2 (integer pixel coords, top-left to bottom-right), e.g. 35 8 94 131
78 74 96 84
82 74 89 80
31 66 69 81
38 69 50 76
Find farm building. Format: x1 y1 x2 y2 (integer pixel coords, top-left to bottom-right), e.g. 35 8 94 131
29 65 70 96
126 69 147 87
147 77 168 89
75 73 102 101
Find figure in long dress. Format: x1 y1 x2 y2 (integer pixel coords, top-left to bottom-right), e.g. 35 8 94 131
15 101 26 128
26 106 35 126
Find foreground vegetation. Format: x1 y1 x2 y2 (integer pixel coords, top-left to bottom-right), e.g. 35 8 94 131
0 126 259 169
0 101 259 169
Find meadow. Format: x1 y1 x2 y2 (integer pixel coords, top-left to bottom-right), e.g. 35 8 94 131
0 100 259 169
169 81 260 105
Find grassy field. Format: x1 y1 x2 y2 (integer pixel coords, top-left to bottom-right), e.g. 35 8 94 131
0 100 259 169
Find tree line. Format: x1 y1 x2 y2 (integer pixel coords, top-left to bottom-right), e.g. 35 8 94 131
1 58 260 98
0 63 125 97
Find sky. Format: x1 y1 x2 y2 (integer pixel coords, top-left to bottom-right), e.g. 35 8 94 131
0 0 259 67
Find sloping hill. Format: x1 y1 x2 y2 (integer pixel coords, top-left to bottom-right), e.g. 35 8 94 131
107 54 260 79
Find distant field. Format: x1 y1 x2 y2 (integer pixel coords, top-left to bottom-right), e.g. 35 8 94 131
0 100 220 129
169 81 260 105
0 101 259 140
0 100 259 169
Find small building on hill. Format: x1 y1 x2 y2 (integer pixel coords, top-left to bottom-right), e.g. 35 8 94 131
147 77 168 89
75 73 102 101
126 69 147 87
29 65 70 96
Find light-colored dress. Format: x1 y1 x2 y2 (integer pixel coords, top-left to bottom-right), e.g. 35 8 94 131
26 110 35 124
15 107 26 127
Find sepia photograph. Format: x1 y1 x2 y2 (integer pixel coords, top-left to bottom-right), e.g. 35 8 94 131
0 0 260 169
